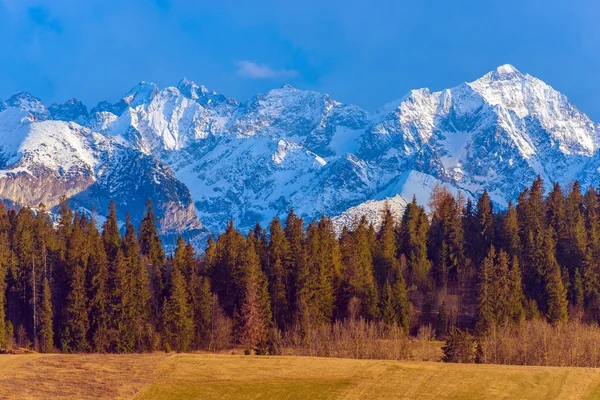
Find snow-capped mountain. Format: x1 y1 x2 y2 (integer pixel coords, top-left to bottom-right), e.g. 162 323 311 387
0 64 598 237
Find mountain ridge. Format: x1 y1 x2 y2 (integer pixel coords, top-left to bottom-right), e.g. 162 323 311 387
0 64 597 238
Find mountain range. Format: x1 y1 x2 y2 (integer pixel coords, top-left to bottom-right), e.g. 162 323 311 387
0 64 598 242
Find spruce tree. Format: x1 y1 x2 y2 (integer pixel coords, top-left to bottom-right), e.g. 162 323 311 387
392 272 410 334
122 214 152 351
374 204 397 286
542 229 569 324
39 276 54 353
163 266 193 352
380 281 397 326
87 218 111 352
476 189 495 262
138 200 166 322
238 237 271 350
476 247 495 335
102 201 121 264
400 197 430 288
62 264 89 352
266 217 290 330
284 209 305 320
499 201 520 258
191 276 212 348
508 256 525 322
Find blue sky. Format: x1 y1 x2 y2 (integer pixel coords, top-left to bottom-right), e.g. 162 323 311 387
0 0 599 119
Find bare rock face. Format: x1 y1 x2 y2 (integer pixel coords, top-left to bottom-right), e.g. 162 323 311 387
0 170 95 208
160 201 203 235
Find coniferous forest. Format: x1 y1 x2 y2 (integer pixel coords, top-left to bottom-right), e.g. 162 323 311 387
3 176 600 366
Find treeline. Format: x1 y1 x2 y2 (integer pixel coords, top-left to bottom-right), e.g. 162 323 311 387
1 175 600 355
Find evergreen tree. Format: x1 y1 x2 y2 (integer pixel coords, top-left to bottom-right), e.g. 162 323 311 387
374 204 397 286
266 217 290 329
102 201 121 263
476 247 495 335
380 281 397 326
163 266 193 352
507 256 525 322
62 264 89 352
110 248 135 353
400 197 430 287
392 271 410 334
39 276 54 353
428 184 464 288
138 200 166 322
499 201 520 258
191 276 212 348
87 217 111 352
122 214 152 351
476 189 495 262
542 229 569 324
238 237 271 350
284 210 305 320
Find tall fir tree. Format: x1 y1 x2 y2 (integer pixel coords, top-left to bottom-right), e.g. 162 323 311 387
163 266 193 352
476 247 495 335
138 200 166 323
39 276 54 353
266 217 290 330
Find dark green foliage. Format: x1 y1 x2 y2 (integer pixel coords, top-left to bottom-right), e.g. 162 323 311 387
3 175 600 354
163 266 193 352
442 329 477 363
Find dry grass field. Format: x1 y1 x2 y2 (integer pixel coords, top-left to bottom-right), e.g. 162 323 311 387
0 353 599 399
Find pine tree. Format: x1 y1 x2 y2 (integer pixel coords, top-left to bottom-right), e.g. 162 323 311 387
340 217 379 320
476 247 495 335
492 250 512 325
507 256 525 322
211 220 246 317
238 237 271 350
392 272 410 334
102 201 121 263
266 217 290 330
476 189 495 263
62 264 89 352
380 281 397 326
284 210 305 321
374 204 397 286
138 200 166 323
122 214 152 351
110 248 135 353
428 184 464 288
542 229 569 324
87 217 111 352
163 267 193 352
400 197 430 288
39 276 54 353
191 276 212 348
499 201 520 258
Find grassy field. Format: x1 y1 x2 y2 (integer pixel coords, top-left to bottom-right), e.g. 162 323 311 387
0 353 599 399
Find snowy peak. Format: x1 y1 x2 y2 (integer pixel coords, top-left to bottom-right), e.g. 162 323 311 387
177 78 208 100
6 92 49 121
123 81 160 108
49 98 89 122
487 64 523 81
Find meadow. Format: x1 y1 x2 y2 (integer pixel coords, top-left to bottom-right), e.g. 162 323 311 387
0 353 599 399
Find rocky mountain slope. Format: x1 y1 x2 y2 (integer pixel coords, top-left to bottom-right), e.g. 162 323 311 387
0 64 597 237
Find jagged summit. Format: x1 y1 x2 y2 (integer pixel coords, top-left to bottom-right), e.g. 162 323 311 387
6 92 49 121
